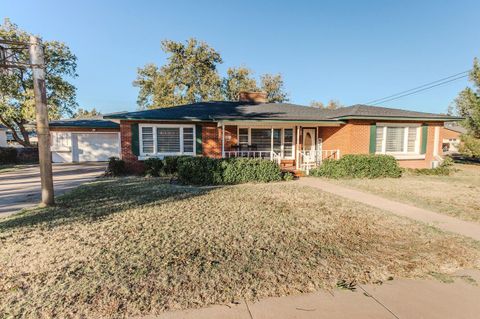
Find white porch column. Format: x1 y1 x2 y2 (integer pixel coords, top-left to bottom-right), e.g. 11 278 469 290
296 126 300 169
221 122 225 158
270 127 274 160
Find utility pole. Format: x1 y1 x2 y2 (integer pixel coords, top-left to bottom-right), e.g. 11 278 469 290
29 36 54 206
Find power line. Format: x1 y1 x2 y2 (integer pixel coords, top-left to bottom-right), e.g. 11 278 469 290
364 70 470 105
369 75 468 105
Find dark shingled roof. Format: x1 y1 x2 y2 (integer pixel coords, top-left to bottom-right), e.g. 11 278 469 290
328 104 457 120
49 118 119 129
104 102 461 122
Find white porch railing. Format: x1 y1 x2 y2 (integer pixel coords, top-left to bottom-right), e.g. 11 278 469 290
224 151 281 164
298 149 341 174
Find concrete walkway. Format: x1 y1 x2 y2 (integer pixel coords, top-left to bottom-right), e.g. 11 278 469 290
298 178 480 241
142 269 480 319
0 163 106 217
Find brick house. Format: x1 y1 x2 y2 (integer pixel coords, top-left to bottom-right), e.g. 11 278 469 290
442 124 466 154
99 92 460 173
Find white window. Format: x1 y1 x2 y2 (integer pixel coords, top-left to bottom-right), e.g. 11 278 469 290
237 127 295 159
238 128 249 145
140 124 195 156
283 129 293 157
141 127 154 154
157 127 180 153
376 124 420 154
183 127 194 153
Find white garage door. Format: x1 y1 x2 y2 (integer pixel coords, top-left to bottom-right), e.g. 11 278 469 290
73 133 119 162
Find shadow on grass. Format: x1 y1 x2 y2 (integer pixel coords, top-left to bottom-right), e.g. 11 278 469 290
0 177 216 232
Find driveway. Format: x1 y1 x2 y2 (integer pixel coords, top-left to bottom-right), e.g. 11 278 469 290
0 163 107 217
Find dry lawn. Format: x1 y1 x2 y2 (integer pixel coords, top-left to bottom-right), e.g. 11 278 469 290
1 178 479 318
331 164 480 223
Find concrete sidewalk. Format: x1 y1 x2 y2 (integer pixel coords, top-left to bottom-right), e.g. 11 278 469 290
143 269 480 319
298 178 480 241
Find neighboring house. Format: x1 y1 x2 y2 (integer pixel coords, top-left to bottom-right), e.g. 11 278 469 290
0 125 8 147
49 117 120 163
101 92 460 172
442 124 466 154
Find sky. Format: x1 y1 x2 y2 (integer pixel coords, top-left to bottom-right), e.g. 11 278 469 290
3 0 479 115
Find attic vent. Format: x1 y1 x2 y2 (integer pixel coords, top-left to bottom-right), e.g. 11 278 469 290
239 91 268 104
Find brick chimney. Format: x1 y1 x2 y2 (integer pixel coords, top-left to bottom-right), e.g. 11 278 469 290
239 91 268 104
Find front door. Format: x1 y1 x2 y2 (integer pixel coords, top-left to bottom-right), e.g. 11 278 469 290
302 128 316 165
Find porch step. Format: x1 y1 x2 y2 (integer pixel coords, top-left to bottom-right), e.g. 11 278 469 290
281 166 305 178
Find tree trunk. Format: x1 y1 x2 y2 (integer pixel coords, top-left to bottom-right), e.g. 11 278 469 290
17 121 32 146
0 117 33 147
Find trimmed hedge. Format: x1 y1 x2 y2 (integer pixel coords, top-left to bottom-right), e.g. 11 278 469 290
144 158 164 177
105 157 126 176
407 157 455 176
176 157 283 185
310 154 402 179
0 147 17 164
222 158 283 184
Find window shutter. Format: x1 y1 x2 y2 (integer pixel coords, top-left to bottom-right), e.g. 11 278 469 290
195 124 203 155
369 124 377 154
131 123 140 156
421 124 428 154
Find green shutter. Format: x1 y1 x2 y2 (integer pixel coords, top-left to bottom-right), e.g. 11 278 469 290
421 124 428 154
369 124 377 154
195 124 203 155
131 123 140 156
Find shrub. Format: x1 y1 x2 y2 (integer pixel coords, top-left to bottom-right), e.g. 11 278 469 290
176 157 283 185
177 157 223 185
163 156 189 175
0 147 17 164
105 157 126 177
222 158 282 184
310 154 402 179
408 157 456 176
282 171 295 181
459 134 480 158
144 158 164 177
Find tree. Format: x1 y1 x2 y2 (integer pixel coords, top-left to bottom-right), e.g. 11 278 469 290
454 58 480 138
310 100 325 108
222 67 258 101
310 99 343 109
260 73 289 103
73 107 100 119
134 39 289 107
0 18 77 146
133 38 223 109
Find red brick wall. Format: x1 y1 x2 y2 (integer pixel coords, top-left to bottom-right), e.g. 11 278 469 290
119 120 233 171
442 127 461 140
201 124 237 158
119 121 144 173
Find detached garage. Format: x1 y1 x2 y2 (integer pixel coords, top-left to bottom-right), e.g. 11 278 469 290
49 119 120 163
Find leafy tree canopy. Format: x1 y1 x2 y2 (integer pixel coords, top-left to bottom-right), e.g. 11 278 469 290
0 18 78 146
310 99 343 109
134 38 288 109
73 107 101 119
222 67 258 101
454 58 480 138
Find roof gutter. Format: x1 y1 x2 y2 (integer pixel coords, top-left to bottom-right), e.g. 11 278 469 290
332 115 463 122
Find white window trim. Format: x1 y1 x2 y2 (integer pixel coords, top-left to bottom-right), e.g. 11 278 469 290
376 124 423 158
236 126 296 159
139 123 196 159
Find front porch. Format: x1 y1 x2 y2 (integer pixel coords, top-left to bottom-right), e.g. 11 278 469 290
219 122 341 173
